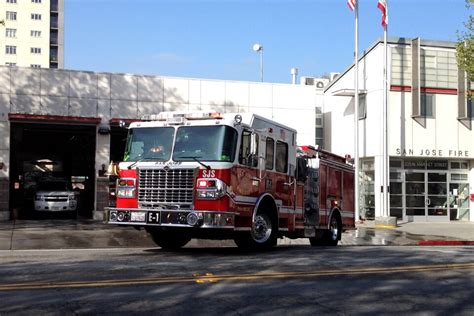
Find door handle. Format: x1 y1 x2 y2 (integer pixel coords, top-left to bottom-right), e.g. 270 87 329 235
426 198 431 206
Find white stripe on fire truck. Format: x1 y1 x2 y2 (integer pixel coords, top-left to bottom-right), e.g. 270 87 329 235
232 196 258 205
342 211 354 218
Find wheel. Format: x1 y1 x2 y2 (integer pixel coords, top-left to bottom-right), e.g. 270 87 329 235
148 228 191 250
234 212 277 250
325 215 341 246
309 215 341 246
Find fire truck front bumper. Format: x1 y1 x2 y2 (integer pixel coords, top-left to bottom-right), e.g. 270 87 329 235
105 208 236 229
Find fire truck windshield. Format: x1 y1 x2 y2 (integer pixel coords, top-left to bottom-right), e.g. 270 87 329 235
173 125 238 162
124 127 174 162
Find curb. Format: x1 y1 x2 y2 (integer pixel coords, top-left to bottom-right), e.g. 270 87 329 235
418 240 474 246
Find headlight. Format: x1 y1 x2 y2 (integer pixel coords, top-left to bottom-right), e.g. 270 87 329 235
116 188 136 198
116 178 137 198
196 178 226 200
68 194 76 200
35 195 44 201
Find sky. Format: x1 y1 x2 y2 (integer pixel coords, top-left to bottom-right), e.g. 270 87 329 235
65 0 470 84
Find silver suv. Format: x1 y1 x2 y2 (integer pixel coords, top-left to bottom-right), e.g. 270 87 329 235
34 179 78 212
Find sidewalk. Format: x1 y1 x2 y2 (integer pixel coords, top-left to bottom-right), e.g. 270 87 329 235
0 219 473 250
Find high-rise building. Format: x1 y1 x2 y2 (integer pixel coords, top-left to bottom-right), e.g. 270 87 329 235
0 0 63 68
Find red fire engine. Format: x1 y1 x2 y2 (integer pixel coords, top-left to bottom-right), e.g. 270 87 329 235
105 111 355 250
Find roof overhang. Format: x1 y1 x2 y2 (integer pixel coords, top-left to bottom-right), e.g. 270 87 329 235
8 113 101 124
331 89 368 97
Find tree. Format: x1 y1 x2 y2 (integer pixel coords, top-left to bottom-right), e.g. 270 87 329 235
457 0 474 82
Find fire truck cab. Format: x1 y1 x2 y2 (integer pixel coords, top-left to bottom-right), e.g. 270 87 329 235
105 111 354 250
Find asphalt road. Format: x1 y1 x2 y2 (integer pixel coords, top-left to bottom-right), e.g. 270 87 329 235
1 246 473 315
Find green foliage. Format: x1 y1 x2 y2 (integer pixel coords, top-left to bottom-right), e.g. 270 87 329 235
457 0 474 82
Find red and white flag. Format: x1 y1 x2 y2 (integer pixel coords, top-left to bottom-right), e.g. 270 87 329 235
377 0 388 28
347 0 356 11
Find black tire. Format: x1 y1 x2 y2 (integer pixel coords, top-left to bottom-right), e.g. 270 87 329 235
309 215 341 246
148 228 191 250
234 212 278 250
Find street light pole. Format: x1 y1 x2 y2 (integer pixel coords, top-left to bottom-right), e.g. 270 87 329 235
253 43 263 82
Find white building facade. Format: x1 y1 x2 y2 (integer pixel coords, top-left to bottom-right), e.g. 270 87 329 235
324 38 474 222
0 0 64 68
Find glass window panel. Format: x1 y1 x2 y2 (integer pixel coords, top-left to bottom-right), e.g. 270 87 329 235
265 138 274 170
390 208 403 219
390 160 402 168
390 195 403 207
390 182 402 194
390 172 402 181
315 128 323 138
428 196 448 207
275 141 288 173
406 182 425 194
362 160 374 170
428 173 446 182
406 195 425 207
456 209 470 221
451 174 468 181
362 171 374 182
428 183 447 195
406 208 425 216
406 172 425 182
428 208 447 216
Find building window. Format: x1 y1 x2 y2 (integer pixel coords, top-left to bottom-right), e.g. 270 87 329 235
31 47 41 54
420 93 435 117
5 45 16 55
5 62 16 67
358 94 367 119
265 138 274 170
30 64 41 68
31 30 42 37
275 141 288 173
6 11 17 21
361 159 375 219
7 0 17 3
31 13 42 20
468 97 474 119
32 0 42 3
5 28 16 37
315 106 324 148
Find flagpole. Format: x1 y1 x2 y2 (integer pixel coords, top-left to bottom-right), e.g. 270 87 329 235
381 29 387 218
383 16 389 218
354 1 360 222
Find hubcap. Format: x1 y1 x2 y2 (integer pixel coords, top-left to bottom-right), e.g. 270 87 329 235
251 214 272 243
330 217 339 241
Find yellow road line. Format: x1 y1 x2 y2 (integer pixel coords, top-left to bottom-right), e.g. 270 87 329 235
374 224 397 229
1 262 473 292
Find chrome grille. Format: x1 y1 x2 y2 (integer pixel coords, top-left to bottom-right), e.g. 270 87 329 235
138 168 195 205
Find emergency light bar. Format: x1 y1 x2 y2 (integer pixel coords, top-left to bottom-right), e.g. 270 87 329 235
141 111 223 122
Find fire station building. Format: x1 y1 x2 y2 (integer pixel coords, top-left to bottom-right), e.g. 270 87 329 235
324 38 474 222
0 36 472 224
0 66 322 221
